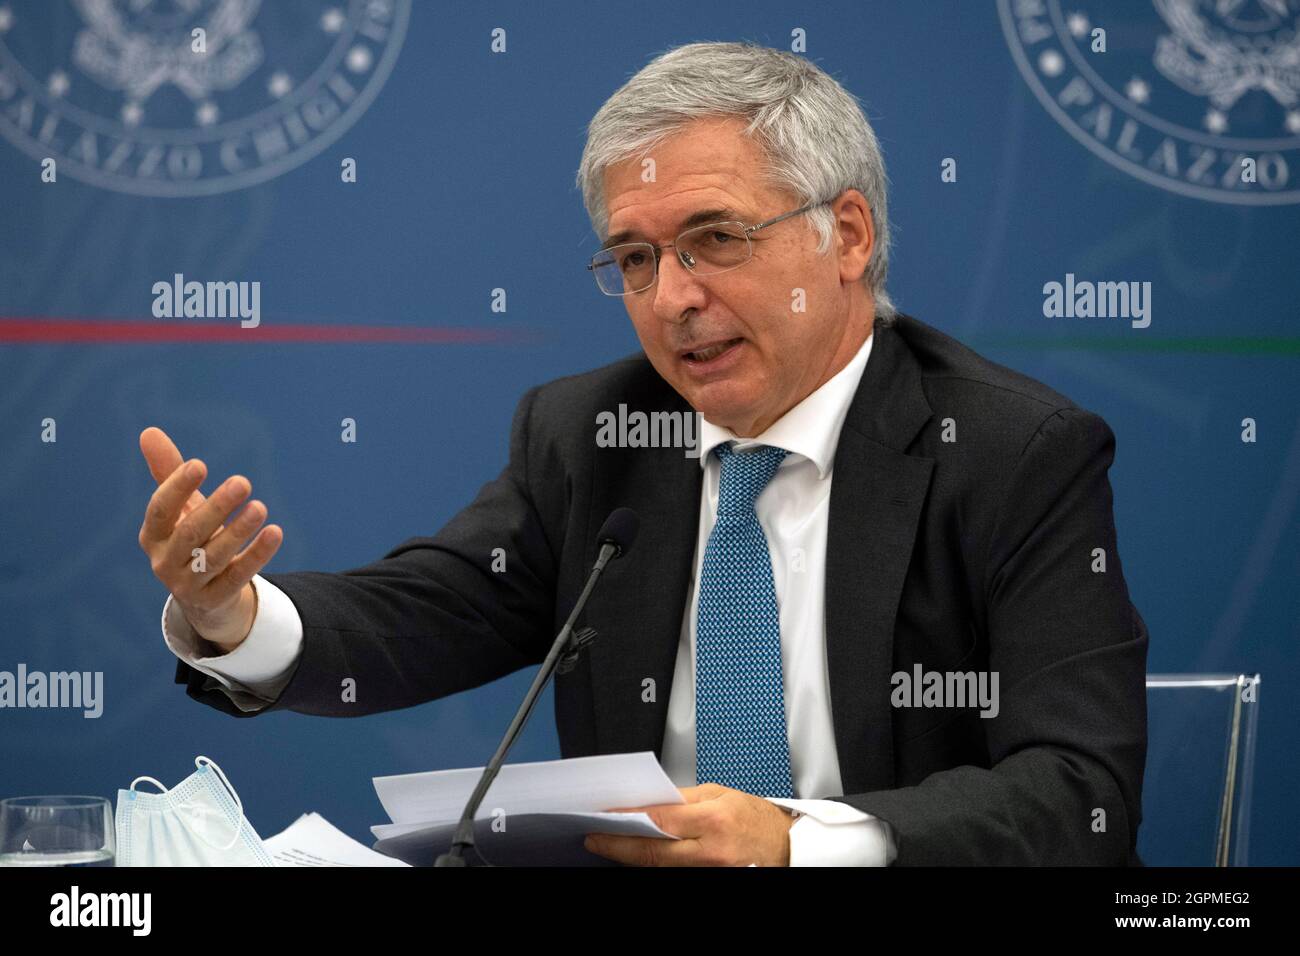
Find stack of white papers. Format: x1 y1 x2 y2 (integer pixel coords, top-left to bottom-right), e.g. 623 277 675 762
369 751 684 866
266 812 411 867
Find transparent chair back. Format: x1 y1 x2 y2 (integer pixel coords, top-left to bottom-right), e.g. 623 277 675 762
1140 674 1260 866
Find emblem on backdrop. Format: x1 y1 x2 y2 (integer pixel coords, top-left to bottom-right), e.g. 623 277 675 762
1000 0 1300 204
0 0 411 195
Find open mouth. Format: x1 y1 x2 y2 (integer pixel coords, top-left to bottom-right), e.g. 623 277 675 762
683 338 743 363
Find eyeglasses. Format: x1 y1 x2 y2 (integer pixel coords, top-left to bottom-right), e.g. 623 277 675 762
588 199 831 296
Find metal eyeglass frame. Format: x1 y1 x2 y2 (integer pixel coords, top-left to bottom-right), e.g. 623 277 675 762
587 198 833 296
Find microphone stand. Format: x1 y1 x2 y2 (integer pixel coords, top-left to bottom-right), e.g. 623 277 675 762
433 538 622 866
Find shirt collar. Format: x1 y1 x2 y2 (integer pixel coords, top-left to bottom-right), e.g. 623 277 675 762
696 331 875 480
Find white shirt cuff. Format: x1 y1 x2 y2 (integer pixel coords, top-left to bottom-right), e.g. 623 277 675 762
767 797 898 866
161 574 304 710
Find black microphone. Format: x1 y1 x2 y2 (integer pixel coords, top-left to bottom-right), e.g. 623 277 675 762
596 506 639 561
434 507 640 866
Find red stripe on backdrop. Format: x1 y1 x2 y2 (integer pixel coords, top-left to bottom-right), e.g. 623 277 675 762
0 318 540 344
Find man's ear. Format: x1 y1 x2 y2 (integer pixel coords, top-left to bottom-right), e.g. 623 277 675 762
832 189 873 284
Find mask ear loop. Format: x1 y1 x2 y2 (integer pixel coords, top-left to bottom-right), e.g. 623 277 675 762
130 776 168 793
175 756 246 852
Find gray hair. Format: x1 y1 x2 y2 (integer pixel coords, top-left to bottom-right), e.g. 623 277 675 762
576 41 897 325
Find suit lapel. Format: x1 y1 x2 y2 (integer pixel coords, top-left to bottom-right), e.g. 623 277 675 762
826 318 934 794
585 378 702 763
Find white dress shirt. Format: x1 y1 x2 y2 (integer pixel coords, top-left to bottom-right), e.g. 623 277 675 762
162 330 896 866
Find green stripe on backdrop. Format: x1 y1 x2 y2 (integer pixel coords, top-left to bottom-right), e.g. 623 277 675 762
967 337 1300 356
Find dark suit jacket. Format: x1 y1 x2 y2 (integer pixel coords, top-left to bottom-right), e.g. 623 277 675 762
176 313 1149 865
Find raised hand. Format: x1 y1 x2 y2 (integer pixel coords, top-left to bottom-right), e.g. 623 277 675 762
137 427 283 651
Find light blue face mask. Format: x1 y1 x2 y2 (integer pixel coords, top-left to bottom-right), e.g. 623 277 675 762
115 756 276 866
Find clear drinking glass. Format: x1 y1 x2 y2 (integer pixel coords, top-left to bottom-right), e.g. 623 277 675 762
0 795 115 866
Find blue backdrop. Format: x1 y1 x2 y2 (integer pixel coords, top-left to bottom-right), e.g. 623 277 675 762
1 0 1296 865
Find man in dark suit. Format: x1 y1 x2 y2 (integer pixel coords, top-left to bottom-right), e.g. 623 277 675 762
138 42 1147 865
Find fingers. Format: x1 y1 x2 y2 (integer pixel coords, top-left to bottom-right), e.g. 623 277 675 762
584 833 699 866
140 427 208 519
604 785 719 814
584 787 767 865
139 427 183 485
136 429 286 618
201 495 269 570
197 524 284 607
160 473 252 573
678 784 726 803
139 457 207 548
598 799 701 840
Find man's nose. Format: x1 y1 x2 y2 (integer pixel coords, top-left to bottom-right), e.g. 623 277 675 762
650 246 706 324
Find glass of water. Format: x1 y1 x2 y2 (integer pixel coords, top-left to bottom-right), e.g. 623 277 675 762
0 796 115 866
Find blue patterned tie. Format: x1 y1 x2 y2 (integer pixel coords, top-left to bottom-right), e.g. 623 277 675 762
695 441 794 798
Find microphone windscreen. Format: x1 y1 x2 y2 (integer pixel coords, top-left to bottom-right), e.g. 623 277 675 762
597 507 640 557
